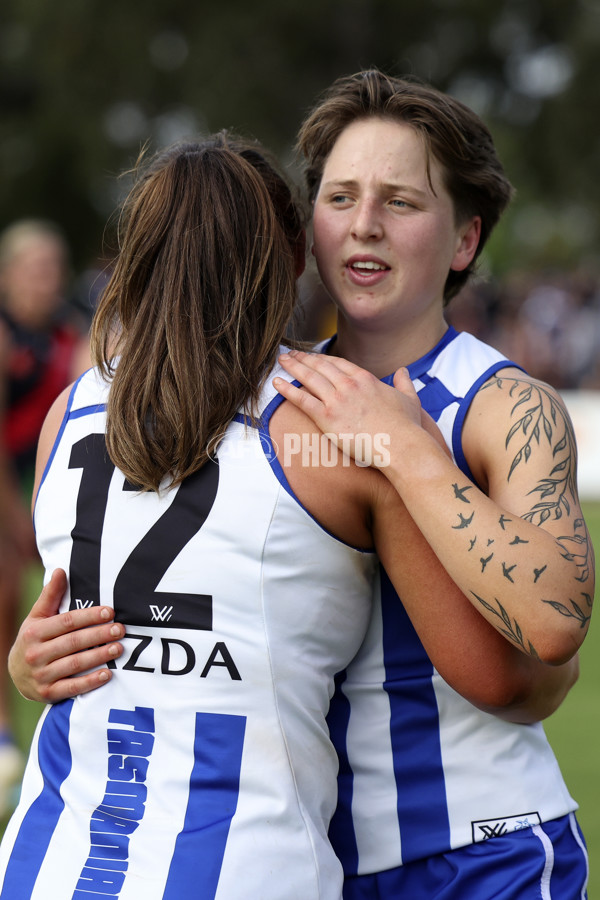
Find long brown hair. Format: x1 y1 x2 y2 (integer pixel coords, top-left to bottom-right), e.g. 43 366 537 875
91 135 304 492
297 69 514 303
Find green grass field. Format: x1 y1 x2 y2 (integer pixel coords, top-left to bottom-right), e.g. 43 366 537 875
3 503 599 892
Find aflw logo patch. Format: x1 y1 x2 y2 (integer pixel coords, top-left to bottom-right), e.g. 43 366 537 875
74 598 95 609
472 811 541 842
149 605 174 622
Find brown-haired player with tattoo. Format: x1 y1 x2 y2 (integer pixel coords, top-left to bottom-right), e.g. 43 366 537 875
274 69 593 899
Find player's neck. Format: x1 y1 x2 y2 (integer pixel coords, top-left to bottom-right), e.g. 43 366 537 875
333 315 449 379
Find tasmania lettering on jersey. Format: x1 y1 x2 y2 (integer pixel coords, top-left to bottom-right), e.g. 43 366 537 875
73 706 155 900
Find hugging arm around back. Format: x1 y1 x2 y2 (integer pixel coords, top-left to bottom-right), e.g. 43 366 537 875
8 386 126 703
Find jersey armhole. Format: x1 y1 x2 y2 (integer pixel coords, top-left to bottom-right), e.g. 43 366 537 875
451 361 526 483
32 372 104 524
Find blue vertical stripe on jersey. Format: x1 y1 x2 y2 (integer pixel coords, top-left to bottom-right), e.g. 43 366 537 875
162 712 246 899
380 370 460 425
413 375 461 423
0 701 74 899
380 567 451 862
327 670 359 873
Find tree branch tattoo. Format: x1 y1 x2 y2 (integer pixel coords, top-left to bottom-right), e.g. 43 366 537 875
482 374 594 589
486 376 576 519
541 592 592 629
557 519 594 583
471 591 539 658
451 376 594 648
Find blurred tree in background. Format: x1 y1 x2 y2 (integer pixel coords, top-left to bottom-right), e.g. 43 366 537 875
0 0 598 278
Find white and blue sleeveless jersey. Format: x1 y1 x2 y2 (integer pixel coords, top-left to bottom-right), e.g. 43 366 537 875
325 327 578 875
0 355 377 900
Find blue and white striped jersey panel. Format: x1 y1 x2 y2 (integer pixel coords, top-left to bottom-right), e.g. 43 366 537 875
328 328 577 875
0 354 376 900
381 327 526 475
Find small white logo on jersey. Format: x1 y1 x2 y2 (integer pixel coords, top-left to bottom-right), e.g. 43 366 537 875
149 605 174 622
472 811 541 841
208 430 279 464
74 598 94 609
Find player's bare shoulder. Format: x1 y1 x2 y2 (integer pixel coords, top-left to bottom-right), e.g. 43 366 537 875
464 364 584 526
269 396 378 550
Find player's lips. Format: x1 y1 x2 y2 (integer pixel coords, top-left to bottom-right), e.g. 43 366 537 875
345 256 390 285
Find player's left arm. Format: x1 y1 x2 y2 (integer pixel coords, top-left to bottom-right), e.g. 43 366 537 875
370 457 580 723
459 368 594 663
275 351 595 665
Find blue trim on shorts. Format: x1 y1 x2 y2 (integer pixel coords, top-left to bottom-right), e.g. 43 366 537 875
342 813 588 900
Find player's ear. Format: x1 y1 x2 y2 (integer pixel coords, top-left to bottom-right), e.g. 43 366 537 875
450 216 481 272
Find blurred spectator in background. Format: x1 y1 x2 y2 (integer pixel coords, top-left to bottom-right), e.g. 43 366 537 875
445 267 600 391
0 218 90 814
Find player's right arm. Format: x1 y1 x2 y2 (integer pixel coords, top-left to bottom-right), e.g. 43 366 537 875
9 386 125 703
9 569 125 702
273 355 581 723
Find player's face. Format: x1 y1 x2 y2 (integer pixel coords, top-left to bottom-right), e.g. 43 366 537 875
312 117 480 336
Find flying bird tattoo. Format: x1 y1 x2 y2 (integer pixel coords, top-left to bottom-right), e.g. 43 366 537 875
480 553 494 572
453 511 475 529
452 483 473 503
502 563 517 583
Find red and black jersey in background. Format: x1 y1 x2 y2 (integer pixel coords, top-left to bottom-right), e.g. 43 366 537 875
1 309 81 480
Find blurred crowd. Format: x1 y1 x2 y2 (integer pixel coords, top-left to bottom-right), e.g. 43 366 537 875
446 267 600 392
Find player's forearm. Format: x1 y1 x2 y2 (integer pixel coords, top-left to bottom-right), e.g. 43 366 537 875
381 424 592 664
477 653 579 724
384 523 580 719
